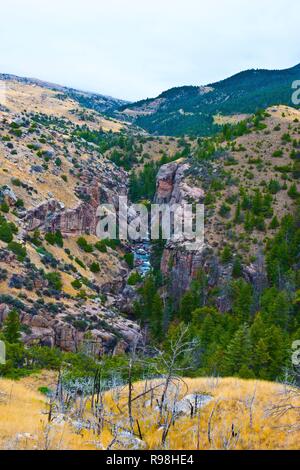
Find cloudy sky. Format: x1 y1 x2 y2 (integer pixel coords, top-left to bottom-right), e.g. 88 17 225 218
1 0 299 101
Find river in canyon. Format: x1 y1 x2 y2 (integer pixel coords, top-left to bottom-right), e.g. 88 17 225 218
132 239 152 277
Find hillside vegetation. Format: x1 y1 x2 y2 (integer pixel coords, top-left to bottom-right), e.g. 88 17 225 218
119 63 300 136
0 373 299 450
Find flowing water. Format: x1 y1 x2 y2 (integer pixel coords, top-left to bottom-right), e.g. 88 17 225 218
132 239 151 277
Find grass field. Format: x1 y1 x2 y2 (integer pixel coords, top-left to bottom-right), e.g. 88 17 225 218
0 373 299 450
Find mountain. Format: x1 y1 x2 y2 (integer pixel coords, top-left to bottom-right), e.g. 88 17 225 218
118 63 300 136
0 73 129 114
0 72 300 452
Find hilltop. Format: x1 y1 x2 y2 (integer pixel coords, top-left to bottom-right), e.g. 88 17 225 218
0 73 129 115
0 373 299 450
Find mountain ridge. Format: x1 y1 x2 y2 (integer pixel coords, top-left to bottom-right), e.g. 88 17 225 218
119 62 300 136
0 73 130 114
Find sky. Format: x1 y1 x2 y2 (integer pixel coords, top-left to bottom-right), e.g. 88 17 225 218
0 0 300 101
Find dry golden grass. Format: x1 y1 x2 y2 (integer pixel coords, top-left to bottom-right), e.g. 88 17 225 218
213 114 251 125
0 374 299 450
0 373 96 450
0 80 124 132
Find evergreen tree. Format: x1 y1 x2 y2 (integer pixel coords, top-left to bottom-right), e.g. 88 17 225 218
2 309 21 344
221 245 233 263
179 290 197 323
234 200 241 223
231 279 253 322
150 293 164 340
232 256 243 278
269 215 280 229
224 323 252 375
261 288 290 329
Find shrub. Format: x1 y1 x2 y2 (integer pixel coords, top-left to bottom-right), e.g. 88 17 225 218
90 262 100 273
0 202 9 213
272 149 283 158
7 241 27 261
77 237 94 253
10 178 22 187
45 230 63 247
71 279 82 290
75 257 86 269
0 222 13 243
281 133 291 143
127 272 142 285
124 252 134 268
94 240 107 253
45 272 62 291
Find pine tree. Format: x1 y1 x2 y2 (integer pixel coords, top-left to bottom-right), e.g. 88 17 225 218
0 222 13 243
288 183 299 200
253 338 271 379
269 215 280 229
244 211 254 232
221 245 233 263
253 190 263 215
231 279 253 322
150 293 164 340
3 309 21 344
139 275 156 320
234 200 241 223
179 290 197 323
224 324 252 375
232 256 243 278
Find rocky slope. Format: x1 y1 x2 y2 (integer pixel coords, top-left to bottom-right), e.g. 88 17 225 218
0 78 142 354
156 105 300 305
0 73 129 114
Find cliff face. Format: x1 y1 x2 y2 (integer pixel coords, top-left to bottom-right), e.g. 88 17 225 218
155 161 208 302
156 161 268 308
23 162 127 236
154 161 204 205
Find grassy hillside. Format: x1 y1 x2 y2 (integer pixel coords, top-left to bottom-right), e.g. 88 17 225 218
0 373 299 450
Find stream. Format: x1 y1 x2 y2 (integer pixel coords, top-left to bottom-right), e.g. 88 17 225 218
132 239 152 277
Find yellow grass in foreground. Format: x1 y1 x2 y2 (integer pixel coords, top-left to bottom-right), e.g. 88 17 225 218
0 374 299 450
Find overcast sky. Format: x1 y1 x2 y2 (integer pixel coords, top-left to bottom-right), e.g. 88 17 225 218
0 0 299 101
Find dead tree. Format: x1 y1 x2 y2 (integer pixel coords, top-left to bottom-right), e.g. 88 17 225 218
155 324 199 425
244 383 257 430
268 372 300 432
207 398 220 447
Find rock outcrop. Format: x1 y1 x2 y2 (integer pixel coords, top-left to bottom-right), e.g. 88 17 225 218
156 161 268 308
154 161 204 205
23 160 127 236
0 300 142 355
